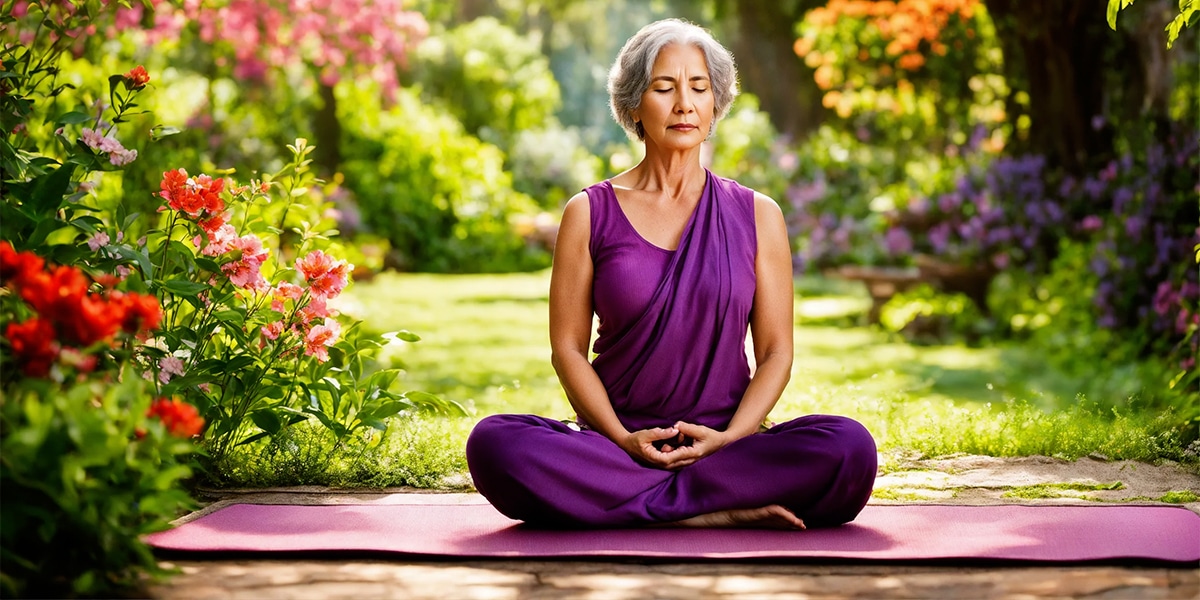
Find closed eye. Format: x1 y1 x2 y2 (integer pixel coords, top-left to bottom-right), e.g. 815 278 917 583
693 88 708 93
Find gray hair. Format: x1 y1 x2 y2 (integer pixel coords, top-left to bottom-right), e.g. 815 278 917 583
607 19 739 140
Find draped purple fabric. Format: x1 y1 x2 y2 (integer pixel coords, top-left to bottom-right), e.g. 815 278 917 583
466 172 878 527
587 170 757 432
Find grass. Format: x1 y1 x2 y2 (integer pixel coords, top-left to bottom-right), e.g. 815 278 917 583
216 270 1194 488
1001 482 1125 500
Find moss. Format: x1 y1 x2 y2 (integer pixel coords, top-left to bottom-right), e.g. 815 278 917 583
1157 490 1199 503
1001 481 1124 499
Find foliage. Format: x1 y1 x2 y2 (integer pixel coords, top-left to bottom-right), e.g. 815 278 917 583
706 94 797 205
1107 0 1199 48
885 152 1065 270
794 0 1008 154
879 284 992 345
0 250 196 597
215 416 471 488
784 126 916 271
507 124 602 209
339 83 550 272
411 17 561 147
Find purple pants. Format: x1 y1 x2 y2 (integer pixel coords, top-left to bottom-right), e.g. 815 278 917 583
466 413 878 528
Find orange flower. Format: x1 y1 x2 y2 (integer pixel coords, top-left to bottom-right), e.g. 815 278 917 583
123 65 150 90
147 398 205 438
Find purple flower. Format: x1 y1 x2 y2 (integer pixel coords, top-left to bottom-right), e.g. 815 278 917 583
938 193 962 214
884 227 913 256
929 224 951 254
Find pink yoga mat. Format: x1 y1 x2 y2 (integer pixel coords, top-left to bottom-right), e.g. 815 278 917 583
146 498 1200 564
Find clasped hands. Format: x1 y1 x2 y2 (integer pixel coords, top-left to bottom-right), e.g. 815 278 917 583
618 421 732 470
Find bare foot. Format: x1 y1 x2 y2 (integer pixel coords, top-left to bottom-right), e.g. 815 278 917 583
669 505 806 529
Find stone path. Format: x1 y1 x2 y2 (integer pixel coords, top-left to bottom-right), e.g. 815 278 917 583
149 455 1200 599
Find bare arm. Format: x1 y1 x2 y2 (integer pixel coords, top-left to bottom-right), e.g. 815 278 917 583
549 192 684 463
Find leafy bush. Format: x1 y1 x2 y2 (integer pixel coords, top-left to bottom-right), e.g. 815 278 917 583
411 17 560 147
507 124 602 209
339 83 549 272
879 284 992 345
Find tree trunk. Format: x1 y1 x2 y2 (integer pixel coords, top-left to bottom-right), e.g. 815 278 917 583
720 0 828 141
312 83 342 177
984 0 1142 173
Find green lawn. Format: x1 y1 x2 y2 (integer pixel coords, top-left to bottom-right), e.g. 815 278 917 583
216 270 1192 488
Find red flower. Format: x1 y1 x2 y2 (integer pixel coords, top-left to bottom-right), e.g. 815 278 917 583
0 241 44 287
159 169 225 218
123 65 150 90
5 318 59 377
115 291 162 334
146 398 205 438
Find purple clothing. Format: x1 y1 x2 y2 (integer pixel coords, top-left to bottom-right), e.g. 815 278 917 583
589 172 756 432
467 171 877 527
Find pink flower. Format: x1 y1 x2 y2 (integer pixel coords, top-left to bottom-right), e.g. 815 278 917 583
109 147 138 166
196 223 238 256
221 235 270 290
304 318 340 362
262 321 284 340
299 294 338 323
87 231 110 251
271 282 304 312
1080 215 1103 232
158 355 185 384
296 250 351 300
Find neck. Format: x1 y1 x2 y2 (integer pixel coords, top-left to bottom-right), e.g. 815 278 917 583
627 144 706 200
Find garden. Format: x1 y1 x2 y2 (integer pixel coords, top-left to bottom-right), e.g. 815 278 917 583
1 0 1197 596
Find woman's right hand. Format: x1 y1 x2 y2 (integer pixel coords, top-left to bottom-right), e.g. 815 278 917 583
618 426 699 470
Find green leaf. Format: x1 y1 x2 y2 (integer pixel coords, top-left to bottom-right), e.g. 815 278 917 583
249 410 282 434
160 279 209 296
55 111 92 125
387 330 422 343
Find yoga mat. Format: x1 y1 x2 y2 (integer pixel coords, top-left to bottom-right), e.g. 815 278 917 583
146 498 1200 565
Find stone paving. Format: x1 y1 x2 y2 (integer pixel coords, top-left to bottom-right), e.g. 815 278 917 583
148 455 1200 599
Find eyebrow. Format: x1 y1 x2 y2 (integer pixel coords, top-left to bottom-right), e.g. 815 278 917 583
650 76 711 83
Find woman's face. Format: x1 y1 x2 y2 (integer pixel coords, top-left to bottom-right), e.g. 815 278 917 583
632 43 714 151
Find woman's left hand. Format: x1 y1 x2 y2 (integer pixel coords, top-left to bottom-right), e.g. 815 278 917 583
656 421 735 469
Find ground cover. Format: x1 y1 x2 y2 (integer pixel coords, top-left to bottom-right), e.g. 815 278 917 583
212 271 1196 489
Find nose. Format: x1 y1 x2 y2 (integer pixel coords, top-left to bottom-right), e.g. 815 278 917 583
674 90 695 114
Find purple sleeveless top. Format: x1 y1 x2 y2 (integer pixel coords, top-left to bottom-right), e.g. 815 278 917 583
584 170 758 432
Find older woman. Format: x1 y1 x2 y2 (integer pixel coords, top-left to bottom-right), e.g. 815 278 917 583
467 19 877 528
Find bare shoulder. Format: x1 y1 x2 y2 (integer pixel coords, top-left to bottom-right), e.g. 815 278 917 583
750 191 786 232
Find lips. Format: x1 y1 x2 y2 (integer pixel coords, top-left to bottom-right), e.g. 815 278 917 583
668 124 697 131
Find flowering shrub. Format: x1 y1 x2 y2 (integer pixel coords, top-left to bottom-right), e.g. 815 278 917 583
794 0 1006 151
884 153 1065 271
0 245 199 597
2 4 457 593
1067 126 1199 392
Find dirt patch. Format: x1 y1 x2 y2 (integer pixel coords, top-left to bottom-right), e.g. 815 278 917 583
874 454 1200 513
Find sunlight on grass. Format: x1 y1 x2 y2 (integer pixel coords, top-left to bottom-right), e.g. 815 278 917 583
301 271 1196 489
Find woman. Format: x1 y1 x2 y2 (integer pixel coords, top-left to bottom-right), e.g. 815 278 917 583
467 18 877 528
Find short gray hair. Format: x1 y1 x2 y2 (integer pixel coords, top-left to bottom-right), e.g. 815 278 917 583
607 19 739 140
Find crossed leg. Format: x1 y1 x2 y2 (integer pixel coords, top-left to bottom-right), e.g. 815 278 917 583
466 413 877 528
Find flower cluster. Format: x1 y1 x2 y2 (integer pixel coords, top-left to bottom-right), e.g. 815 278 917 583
146 397 205 438
157 170 352 362
887 154 1064 270
0 242 161 377
1073 125 1199 350
81 126 138 166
